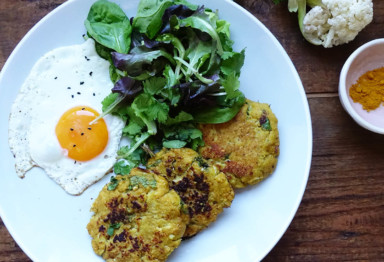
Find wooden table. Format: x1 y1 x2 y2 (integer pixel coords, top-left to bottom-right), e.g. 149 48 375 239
1 0 384 261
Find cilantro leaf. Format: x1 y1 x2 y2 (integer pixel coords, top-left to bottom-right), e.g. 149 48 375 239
107 176 120 191
220 49 245 77
221 72 240 99
128 175 157 190
107 223 121 236
162 123 203 150
143 77 167 95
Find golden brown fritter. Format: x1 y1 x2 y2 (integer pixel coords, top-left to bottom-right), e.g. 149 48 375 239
199 99 280 188
87 168 187 262
146 148 234 238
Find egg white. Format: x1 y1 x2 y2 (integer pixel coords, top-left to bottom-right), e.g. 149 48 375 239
8 39 124 195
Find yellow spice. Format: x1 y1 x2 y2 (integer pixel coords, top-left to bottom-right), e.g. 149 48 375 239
349 67 384 111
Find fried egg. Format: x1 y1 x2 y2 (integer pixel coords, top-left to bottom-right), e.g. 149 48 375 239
8 39 124 195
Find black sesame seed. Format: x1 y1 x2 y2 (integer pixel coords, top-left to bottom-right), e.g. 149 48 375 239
67 86 71 89
77 92 81 95
88 127 92 130
89 71 93 76
54 76 58 80
74 160 77 164
71 95 74 98
81 133 84 136
85 56 90 61
93 93 96 96
70 128 74 131
73 144 76 147
82 108 85 110
80 81 84 85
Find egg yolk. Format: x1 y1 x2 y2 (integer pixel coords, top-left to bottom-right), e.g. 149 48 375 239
55 106 108 162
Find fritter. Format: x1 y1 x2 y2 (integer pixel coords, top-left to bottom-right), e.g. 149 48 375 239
87 168 187 262
147 148 234 238
199 99 280 188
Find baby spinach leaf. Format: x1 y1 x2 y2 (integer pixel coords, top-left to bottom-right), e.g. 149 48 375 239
165 111 193 125
85 0 132 54
133 0 174 39
94 40 114 61
192 93 245 123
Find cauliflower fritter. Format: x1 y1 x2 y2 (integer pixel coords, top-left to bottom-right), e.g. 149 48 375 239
87 168 187 262
199 100 279 188
147 148 234 238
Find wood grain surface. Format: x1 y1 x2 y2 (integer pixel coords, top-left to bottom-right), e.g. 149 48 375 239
1 0 384 261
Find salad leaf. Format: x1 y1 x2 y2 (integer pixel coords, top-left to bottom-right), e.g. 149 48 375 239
220 49 245 77
112 77 142 98
193 92 245 123
175 77 221 109
165 111 193 125
85 0 132 54
221 72 240 99
114 146 148 175
216 19 234 52
175 6 224 55
162 123 203 150
85 0 247 166
112 46 175 79
133 0 175 39
159 4 196 34
143 77 167 95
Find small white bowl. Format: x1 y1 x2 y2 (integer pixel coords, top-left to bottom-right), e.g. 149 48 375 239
339 39 384 134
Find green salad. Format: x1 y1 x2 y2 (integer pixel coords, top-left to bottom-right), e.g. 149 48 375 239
84 0 246 174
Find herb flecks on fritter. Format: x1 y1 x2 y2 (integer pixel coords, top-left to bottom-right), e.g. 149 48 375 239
147 148 234 238
199 99 280 188
87 168 188 262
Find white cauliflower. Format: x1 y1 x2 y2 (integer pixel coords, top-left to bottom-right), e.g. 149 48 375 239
289 0 373 48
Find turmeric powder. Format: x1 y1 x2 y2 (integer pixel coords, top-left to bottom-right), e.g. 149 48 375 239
349 67 384 111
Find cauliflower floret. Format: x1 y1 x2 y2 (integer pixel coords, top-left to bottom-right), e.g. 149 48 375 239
303 0 373 48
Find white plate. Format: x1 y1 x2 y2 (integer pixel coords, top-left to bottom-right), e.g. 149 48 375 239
0 0 312 261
